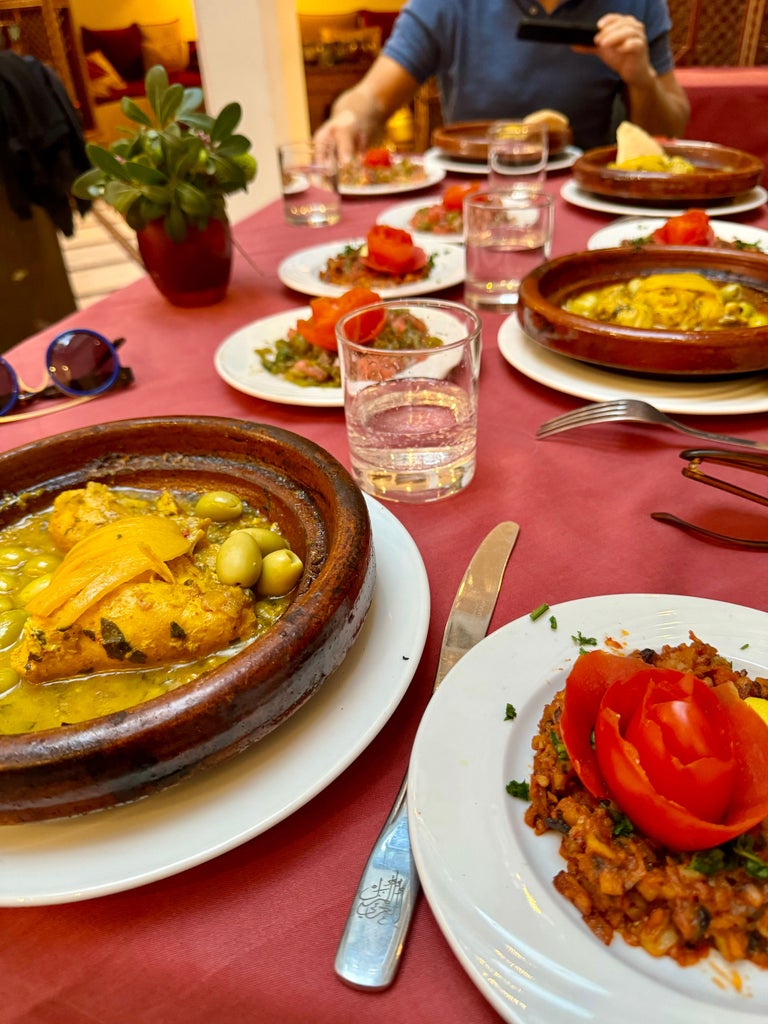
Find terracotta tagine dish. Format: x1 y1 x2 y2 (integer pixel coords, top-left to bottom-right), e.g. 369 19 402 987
517 246 768 377
0 417 374 822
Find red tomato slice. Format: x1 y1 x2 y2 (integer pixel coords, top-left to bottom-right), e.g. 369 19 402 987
560 650 648 799
362 148 392 168
296 288 383 351
343 306 387 344
442 181 481 211
651 209 716 246
363 225 427 275
605 670 737 824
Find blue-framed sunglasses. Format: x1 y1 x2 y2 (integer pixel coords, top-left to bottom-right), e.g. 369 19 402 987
0 330 133 418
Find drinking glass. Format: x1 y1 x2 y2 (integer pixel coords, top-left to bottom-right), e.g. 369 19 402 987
487 120 549 186
464 187 554 311
336 300 482 503
278 140 341 226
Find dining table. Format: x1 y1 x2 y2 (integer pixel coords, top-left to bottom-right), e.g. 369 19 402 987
2 153 768 1024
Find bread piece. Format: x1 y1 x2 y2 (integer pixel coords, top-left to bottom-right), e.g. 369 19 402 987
523 108 570 131
614 120 664 163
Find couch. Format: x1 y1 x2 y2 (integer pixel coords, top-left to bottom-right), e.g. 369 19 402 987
80 21 202 141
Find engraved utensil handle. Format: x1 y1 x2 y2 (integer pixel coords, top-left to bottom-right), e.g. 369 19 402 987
333 775 417 990
335 521 520 990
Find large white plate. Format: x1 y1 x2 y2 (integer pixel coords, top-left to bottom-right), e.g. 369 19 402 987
277 238 465 298
376 197 465 244
425 145 583 175
0 497 429 906
561 179 768 217
498 316 768 415
339 156 445 195
587 216 768 251
214 307 342 408
409 593 768 1024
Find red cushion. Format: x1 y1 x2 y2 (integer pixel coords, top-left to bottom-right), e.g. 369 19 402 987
357 10 399 43
81 24 144 82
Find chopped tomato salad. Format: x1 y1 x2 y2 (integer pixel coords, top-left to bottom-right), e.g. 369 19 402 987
409 181 481 234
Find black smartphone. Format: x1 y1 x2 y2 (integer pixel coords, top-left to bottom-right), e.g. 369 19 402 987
516 17 599 46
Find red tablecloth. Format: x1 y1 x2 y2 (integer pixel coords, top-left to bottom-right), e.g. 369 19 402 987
677 66 768 170
2 171 768 1024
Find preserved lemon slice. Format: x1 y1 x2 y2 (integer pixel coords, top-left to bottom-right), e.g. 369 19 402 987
26 516 193 626
636 273 719 294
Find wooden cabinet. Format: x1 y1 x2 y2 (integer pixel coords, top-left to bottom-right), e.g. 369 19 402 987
303 59 373 134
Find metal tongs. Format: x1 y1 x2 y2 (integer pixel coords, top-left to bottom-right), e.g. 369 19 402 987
652 448 768 549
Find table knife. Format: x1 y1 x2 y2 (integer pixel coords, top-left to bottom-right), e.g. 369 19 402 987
334 520 520 990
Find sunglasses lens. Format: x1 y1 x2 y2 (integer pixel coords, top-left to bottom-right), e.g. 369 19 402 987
0 360 18 416
47 331 120 396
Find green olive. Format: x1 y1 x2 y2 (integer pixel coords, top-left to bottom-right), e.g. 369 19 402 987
0 667 20 694
17 573 52 607
23 552 62 576
719 282 742 302
748 312 768 328
194 490 244 522
256 549 304 597
241 527 289 555
216 530 263 587
0 545 27 569
0 572 16 594
0 608 28 649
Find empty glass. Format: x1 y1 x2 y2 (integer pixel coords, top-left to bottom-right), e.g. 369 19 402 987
278 140 341 226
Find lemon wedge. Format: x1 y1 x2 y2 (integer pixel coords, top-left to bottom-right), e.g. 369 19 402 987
745 696 768 728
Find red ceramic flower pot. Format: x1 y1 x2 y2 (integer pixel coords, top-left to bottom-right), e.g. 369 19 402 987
137 217 233 307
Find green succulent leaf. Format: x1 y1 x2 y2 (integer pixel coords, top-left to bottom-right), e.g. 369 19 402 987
123 162 168 186
145 65 170 118
104 180 143 216
85 144 128 180
176 182 211 218
158 83 185 127
71 167 106 200
120 96 152 128
179 111 215 134
216 135 251 157
211 102 242 142
177 88 204 117
164 204 189 243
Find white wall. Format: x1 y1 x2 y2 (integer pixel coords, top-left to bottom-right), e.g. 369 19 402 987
193 0 310 222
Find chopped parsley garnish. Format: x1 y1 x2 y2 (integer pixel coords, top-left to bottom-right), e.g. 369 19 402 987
600 801 635 838
506 779 530 800
504 703 517 721
549 728 568 761
549 615 558 630
689 835 768 879
572 630 597 653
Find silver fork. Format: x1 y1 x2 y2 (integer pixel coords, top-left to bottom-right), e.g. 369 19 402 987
536 399 768 451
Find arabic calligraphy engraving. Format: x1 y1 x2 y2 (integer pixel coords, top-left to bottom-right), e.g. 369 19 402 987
356 873 405 923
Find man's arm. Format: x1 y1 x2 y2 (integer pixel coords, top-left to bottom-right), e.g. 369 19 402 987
591 13 690 138
313 55 420 162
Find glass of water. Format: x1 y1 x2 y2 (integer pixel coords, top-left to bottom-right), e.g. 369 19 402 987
464 187 554 311
278 140 341 226
487 120 549 187
335 300 482 503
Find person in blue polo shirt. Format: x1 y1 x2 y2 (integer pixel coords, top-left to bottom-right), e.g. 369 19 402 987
314 1 689 159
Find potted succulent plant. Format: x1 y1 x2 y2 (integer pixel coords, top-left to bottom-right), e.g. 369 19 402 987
72 65 257 307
